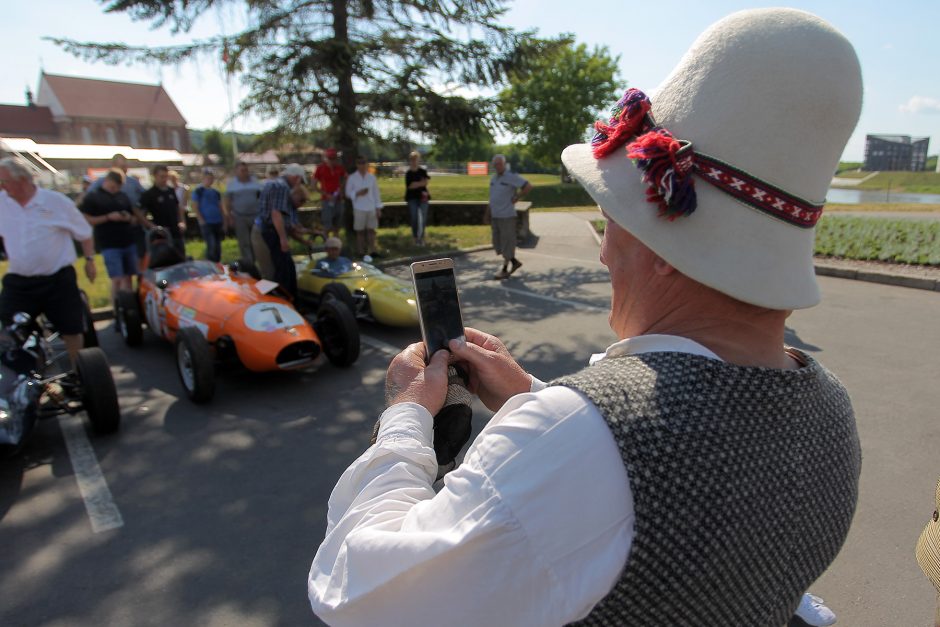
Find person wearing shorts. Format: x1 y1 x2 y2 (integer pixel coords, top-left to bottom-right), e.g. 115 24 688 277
313 148 345 238
81 170 138 308
0 158 96 364
344 156 382 259
485 154 530 280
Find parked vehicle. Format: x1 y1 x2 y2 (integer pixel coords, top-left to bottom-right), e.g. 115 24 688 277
116 243 360 403
295 253 419 328
0 312 120 455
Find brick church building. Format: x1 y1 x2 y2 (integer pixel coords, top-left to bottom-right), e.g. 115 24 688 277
0 73 190 153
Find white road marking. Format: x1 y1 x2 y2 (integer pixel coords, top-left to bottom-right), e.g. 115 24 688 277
58 417 124 533
360 335 405 358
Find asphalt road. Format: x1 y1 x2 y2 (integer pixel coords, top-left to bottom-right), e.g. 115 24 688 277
2 212 939 626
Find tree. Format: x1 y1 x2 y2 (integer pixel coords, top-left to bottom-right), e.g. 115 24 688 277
430 126 495 163
498 42 621 169
202 128 234 167
50 0 560 171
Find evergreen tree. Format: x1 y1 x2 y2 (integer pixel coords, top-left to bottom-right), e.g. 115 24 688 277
50 0 559 170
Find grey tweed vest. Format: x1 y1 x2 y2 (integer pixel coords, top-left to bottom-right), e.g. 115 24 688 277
553 350 860 627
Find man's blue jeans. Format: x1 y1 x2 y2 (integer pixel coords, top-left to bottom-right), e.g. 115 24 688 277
201 223 223 262
408 199 429 240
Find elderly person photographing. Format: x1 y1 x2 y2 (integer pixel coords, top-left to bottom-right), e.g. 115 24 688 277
0 158 96 364
485 154 531 279
309 9 862 626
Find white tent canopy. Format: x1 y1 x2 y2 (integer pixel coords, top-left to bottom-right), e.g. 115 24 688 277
0 137 183 163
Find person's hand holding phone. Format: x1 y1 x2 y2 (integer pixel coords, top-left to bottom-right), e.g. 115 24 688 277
448 327 531 412
385 343 451 415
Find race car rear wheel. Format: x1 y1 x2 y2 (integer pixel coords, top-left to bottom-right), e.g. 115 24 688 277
79 290 99 348
116 290 143 347
315 299 360 367
321 282 356 312
175 327 215 403
75 347 121 434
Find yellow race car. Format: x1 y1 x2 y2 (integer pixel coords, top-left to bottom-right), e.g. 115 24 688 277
295 253 419 327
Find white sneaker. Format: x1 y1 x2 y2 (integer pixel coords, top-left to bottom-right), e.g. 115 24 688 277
795 593 837 626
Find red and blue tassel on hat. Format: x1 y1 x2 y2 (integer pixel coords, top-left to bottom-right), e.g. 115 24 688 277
589 87 823 228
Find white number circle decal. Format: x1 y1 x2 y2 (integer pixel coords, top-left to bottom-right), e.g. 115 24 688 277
243 303 305 332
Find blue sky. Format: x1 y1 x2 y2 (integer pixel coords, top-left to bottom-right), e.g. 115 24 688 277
4 0 938 161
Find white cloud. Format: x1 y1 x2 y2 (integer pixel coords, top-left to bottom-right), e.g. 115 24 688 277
899 96 940 114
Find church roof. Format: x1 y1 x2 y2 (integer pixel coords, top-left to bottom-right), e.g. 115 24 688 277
40 73 187 125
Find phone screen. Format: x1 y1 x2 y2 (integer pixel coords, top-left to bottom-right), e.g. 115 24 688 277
413 266 465 357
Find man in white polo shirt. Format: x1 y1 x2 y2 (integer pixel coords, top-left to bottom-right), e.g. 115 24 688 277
0 158 97 363
344 156 383 260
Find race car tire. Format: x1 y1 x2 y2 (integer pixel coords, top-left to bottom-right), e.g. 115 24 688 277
75 347 121 434
175 327 215 404
316 299 360 367
321 282 356 312
116 290 143 347
79 290 99 348
234 258 261 280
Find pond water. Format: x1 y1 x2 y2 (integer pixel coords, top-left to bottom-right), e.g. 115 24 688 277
826 188 940 205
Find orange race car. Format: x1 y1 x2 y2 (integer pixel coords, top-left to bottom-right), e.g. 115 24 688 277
114 234 359 403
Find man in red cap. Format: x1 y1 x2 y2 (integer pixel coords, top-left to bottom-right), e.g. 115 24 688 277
313 148 346 238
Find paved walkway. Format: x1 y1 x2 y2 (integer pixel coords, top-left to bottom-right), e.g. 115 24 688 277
831 171 879 186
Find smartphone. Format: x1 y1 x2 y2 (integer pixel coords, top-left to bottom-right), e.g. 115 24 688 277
411 258 465 359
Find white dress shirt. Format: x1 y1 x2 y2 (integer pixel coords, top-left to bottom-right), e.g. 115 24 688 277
0 188 92 276
344 171 383 213
309 335 721 626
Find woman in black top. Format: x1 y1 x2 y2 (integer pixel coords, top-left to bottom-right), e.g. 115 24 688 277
404 151 430 246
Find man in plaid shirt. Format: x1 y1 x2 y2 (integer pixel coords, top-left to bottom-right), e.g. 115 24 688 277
257 163 309 298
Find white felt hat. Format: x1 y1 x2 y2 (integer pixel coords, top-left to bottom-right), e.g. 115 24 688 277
282 163 308 182
562 8 862 309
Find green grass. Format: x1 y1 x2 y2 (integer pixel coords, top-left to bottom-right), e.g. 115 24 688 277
832 170 871 179
375 173 593 207
593 214 940 265
831 171 940 194
836 161 863 174
815 215 940 265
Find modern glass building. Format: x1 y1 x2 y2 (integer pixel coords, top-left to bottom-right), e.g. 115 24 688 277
863 134 930 171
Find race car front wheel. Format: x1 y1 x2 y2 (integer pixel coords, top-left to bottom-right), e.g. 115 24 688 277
79 290 99 348
315 300 360 367
321 282 356 312
116 290 143 347
175 327 215 404
75 347 121 434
